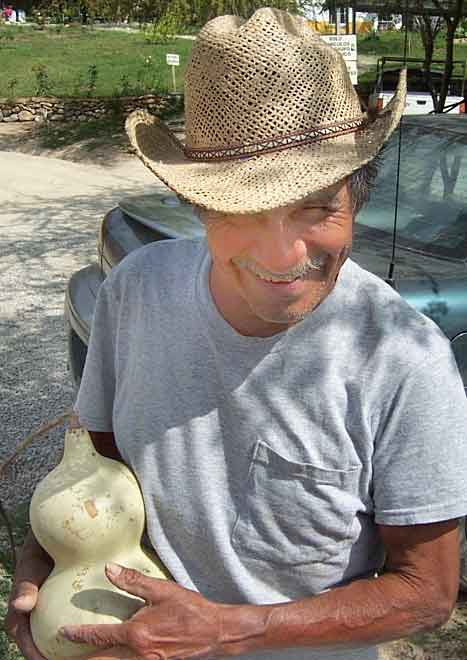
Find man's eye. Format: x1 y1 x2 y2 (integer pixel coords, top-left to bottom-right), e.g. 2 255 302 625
302 206 332 213
304 206 339 214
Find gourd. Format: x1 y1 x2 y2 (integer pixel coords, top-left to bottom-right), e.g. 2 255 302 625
29 424 170 659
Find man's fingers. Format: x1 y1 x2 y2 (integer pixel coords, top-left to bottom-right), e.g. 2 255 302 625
9 582 39 613
104 563 174 604
69 646 138 659
60 623 130 649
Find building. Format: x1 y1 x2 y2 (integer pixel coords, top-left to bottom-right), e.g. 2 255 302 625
305 2 402 35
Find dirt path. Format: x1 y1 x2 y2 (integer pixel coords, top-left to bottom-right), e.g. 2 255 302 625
0 122 132 163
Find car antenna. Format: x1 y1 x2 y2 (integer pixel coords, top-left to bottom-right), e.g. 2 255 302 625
385 0 409 290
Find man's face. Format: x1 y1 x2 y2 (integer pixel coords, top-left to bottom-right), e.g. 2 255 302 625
202 179 354 337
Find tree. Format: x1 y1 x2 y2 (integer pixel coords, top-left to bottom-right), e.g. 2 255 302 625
413 2 444 110
407 1 466 112
435 0 466 111
332 1 467 112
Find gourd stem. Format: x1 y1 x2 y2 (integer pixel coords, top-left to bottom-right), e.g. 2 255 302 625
62 428 98 463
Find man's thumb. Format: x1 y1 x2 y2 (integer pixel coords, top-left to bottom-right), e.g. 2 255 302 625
105 562 167 603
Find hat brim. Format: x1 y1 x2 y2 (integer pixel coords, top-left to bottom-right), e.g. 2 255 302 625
126 71 406 215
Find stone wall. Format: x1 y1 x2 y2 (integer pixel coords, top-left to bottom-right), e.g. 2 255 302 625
0 94 172 123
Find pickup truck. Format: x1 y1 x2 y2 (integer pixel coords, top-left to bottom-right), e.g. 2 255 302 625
369 57 466 115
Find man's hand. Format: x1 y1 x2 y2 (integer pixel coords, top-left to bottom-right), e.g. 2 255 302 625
61 563 227 660
4 531 54 660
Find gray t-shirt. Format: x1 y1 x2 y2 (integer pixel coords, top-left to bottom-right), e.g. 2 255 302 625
76 238 467 660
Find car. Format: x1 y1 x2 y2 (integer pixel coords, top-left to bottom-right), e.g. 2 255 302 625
65 114 467 585
65 114 467 394
369 57 466 115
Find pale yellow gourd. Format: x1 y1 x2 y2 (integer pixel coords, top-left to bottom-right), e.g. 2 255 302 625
29 425 170 660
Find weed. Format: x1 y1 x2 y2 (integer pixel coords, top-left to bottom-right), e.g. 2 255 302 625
0 29 15 46
135 55 163 95
116 73 132 97
85 64 98 97
6 78 18 97
32 63 53 96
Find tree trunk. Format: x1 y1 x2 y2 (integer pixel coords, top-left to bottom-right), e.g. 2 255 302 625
416 14 439 110
434 0 464 112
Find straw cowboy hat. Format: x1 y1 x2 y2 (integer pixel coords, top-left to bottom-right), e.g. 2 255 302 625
126 7 406 214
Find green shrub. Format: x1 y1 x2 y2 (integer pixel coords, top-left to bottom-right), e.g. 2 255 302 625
144 7 183 45
85 64 98 96
33 63 53 96
6 78 18 96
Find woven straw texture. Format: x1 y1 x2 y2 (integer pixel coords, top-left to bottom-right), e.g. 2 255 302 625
126 7 406 214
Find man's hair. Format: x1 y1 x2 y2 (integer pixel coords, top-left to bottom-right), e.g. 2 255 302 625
348 149 384 216
348 161 377 216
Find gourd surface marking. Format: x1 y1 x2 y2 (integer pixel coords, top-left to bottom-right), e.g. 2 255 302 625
29 427 169 659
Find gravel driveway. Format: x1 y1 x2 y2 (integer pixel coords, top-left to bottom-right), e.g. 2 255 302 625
0 150 168 511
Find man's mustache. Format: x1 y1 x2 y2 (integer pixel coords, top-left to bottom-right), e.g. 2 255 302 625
232 253 328 282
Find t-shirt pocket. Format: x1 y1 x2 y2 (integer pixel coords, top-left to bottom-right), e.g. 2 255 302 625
231 441 361 566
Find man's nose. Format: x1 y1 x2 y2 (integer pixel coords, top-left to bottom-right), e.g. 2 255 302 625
254 212 308 271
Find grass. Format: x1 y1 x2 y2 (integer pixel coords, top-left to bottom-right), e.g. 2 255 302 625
0 24 194 98
2 25 467 100
358 28 467 61
356 29 467 88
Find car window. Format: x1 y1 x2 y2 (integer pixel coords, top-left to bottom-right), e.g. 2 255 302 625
356 119 467 260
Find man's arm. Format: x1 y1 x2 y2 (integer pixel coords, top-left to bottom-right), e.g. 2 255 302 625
88 430 122 461
5 530 54 660
61 519 460 659
221 519 460 654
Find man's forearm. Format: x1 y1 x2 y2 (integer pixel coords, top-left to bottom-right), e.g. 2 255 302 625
218 571 454 657
20 529 53 565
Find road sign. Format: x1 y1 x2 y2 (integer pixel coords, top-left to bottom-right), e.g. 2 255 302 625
166 53 180 66
321 35 358 84
321 35 357 62
345 61 358 85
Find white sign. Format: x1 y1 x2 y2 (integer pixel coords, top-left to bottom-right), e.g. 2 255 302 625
321 35 358 84
345 61 358 85
321 35 357 62
166 53 180 66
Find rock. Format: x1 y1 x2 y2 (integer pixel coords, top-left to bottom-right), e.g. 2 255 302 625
49 114 63 121
4 114 19 122
19 110 34 121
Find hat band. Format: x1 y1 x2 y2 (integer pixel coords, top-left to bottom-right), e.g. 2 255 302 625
184 116 365 162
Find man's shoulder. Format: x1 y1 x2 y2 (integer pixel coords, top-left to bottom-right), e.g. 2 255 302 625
103 238 206 294
344 258 451 363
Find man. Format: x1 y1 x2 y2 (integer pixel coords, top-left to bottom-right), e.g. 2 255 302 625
7 8 467 660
